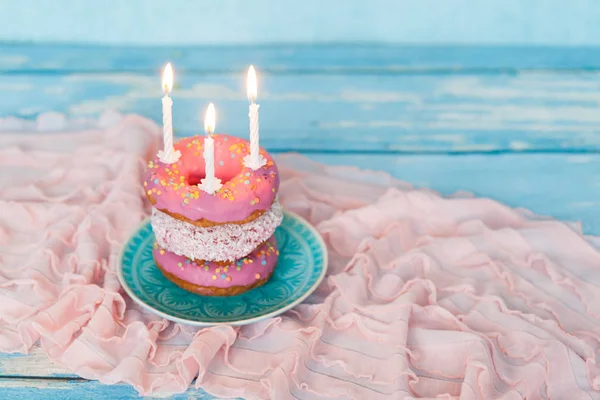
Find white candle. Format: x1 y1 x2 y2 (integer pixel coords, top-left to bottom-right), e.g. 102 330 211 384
157 63 181 164
249 102 259 161
204 135 216 182
162 95 173 154
198 103 222 194
243 65 267 170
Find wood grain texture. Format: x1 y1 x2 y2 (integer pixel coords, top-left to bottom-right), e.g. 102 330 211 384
0 378 221 400
0 351 69 378
4 44 600 73
2 71 600 153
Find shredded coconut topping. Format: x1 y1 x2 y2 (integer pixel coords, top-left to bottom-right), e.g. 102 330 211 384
151 200 283 262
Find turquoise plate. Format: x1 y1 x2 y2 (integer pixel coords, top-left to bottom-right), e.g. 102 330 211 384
118 211 327 326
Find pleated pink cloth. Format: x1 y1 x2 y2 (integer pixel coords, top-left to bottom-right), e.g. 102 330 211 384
1 113 600 399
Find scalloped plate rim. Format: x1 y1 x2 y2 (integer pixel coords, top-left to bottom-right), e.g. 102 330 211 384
117 210 328 327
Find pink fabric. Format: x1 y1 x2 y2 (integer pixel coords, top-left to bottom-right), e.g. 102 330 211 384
1 113 600 399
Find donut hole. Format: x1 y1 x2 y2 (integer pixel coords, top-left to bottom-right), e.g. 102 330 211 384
186 172 204 186
185 158 244 186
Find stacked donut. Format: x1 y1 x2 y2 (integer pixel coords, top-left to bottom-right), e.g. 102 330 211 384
144 134 283 296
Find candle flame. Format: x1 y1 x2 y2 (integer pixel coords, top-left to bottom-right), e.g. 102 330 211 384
204 103 216 135
162 63 173 93
247 65 257 101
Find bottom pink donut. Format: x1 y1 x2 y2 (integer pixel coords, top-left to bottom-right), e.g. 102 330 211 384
153 235 279 296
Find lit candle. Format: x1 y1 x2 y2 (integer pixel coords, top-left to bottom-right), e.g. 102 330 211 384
157 63 181 164
198 103 222 195
243 65 267 170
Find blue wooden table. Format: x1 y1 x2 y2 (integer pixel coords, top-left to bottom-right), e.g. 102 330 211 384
1 43 600 398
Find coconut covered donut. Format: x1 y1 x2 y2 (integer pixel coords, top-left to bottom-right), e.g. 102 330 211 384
144 134 283 295
151 200 282 262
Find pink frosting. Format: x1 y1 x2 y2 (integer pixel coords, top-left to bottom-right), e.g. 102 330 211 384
144 134 279 223
153 235 279 289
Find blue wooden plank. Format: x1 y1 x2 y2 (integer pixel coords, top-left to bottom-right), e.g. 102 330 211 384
4 44 600 74
1 71 600 153
0 378 224 400
2 1 600 47
0 349 74 378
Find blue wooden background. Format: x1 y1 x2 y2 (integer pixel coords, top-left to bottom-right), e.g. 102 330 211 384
2 2 600 399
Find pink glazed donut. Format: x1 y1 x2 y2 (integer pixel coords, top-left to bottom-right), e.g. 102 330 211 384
145 134 283 263
153 235 279 296
144 134 279 226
